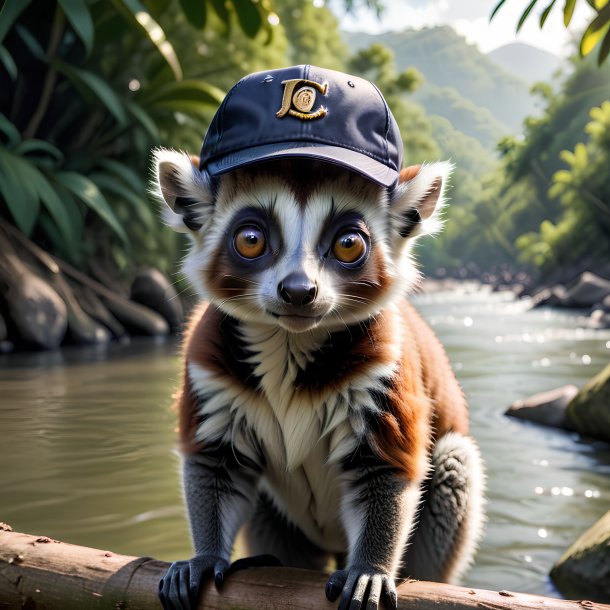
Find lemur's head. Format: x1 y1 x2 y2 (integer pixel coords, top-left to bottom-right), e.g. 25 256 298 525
154 65 451 333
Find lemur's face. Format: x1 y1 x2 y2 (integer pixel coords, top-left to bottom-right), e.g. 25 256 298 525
191 164 397 333
155 155 450 333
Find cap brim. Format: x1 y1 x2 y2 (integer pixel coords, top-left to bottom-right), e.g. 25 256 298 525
205 142 399 188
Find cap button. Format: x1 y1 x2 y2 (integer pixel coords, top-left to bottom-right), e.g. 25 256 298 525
347 80 355 88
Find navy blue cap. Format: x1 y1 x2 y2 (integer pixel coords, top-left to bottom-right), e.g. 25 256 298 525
200 65 404 188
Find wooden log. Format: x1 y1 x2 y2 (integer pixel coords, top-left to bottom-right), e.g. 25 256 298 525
0 527 608 610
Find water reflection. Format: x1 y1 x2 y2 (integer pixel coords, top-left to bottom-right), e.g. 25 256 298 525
0 289 609 597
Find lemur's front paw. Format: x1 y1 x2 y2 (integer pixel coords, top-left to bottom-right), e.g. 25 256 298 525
326 567 397 610
158 554 229 610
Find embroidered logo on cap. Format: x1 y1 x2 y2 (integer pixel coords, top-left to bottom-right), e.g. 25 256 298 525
276 79 328 120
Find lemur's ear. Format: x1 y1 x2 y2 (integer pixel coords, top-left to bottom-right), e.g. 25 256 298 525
389 161 453 239
152 148 214 233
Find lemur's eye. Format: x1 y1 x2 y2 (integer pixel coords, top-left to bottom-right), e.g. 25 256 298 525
332 231 367 265
234 225 266 259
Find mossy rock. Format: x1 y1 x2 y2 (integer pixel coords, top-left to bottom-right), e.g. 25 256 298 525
566 363 610 443
550 510 610 602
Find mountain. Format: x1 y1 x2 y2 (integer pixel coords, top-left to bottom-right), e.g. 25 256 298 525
488 43 563 85
343 26 537 139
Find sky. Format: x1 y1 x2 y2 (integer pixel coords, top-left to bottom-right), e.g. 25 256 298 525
330 0 595 57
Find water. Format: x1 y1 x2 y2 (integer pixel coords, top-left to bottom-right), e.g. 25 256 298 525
1 285 609 598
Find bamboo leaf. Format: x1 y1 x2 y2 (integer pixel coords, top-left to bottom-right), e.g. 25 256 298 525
0 149 40 235
234 0 262 38
490 0 508 21
210 0 230 25
517 0 539 32
55 171 129 244
179 0 207 29
564 0 576 26
540 0 558 27
57 0 94 56
0 0 32 45
0 45 17 80
111 0 182 80
0 113 21 148
54 61 128 126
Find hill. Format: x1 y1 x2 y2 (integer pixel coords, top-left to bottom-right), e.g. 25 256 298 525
488 43 562 85
343 26 536 138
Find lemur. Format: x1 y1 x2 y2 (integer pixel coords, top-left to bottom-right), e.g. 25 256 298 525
155 66 485 610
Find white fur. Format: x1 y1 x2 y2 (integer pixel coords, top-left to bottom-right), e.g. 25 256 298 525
151 148 214 233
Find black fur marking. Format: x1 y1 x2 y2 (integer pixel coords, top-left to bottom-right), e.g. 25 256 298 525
398 208 422 238
175 196 203 231
294 322 373 391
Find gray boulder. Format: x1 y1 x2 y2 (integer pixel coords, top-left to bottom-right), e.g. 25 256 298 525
563 272 610 309
550 510 610 602
506 385 578 429
566 363 610 442
131 268 184 332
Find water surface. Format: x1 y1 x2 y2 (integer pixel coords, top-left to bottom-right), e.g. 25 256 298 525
1 286 609 597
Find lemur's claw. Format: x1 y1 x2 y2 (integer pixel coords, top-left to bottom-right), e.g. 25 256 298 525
326 567 397 610
158 555 229 610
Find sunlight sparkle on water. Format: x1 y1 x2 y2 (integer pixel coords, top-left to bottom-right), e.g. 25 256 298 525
585 489 601 498
537 529 548 538
581 354 592 365
524 555 533 563
463 316 473 327
534 486 544 495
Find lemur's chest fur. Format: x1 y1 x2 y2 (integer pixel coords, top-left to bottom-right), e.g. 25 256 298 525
178 299 468 549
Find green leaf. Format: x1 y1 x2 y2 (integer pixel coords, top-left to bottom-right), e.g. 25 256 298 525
15 23 45 60
55 171 129 244
54 61 128 126
16 139 64 166
0 148 40 234
234 0 262 38
564 0 576 26
599 25 610 64
540 0 558 27
179 0 207 29
57 0 94 55
490 0 508 21
0 45 17 80
0 113 21 148
517 0 539 32
210 0 230 23
31 171 80 255
140 79 224 108
97 158 146 194
0 0 32 45
124 99 159 139
111 0 182 80
90 171 155 229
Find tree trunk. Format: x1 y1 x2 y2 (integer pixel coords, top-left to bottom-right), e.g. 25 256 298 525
0 527 608 610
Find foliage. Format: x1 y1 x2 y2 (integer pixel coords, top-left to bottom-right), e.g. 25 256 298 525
347 43 438 164
516 101 610 269
422 53 610 278
491 0 610 65
0 0 277 273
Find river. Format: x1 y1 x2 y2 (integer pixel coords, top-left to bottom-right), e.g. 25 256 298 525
1 285 609 598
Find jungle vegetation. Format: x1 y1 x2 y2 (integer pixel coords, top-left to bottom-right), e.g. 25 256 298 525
0 0 609 289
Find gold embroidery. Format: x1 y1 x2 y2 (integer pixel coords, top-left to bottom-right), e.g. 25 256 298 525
276 79 328 120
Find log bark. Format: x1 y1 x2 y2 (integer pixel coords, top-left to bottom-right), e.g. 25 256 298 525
0 527 608 610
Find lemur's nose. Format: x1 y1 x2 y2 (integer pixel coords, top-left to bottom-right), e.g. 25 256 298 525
278 272 317 306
